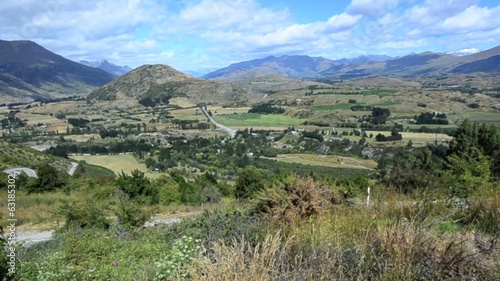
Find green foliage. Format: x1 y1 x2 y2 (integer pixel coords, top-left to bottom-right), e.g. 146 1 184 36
154 236 200 280
382 147 439 193
157 175 181 205
235 166 264 199
444 120 492 197
115 169 159 204
20 251 78 281
202 185 222 203
248 103 285 114
67 118 90 128
114 192 151 229
58 201 110 230
26 163 67 193
0 222 15 280
75 161 116 179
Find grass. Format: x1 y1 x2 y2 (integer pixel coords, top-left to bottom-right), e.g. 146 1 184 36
362 89 398 97
448 111 500 126
313 102 401 111
0 141 70 172
69 154 147 175
213 113 306 127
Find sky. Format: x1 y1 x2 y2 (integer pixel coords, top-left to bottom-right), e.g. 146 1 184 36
0 0 499 72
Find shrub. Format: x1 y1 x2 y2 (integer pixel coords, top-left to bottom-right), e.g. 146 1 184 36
115 169 159 205
26 163 67 193
202 185 222 203
57 201 110 230
254 176 346 222
114 192 151 229
235 166 264 199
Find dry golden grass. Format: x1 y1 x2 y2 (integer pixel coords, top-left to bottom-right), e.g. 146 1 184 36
15 112 61 125
208 106 252 115
170 108 207 120
26 101 82 114
169 98 197 108
186 233 291 281
0 188 90 230
65 134 100 142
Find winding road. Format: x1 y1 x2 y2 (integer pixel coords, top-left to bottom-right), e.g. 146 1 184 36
17 218 181 248
200 107 237 138
3 168 37 178
4 162 79 178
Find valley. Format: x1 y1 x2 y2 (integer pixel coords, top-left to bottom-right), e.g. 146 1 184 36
0 40 499 280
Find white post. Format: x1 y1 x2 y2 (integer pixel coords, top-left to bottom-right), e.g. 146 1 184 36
367 187 371 207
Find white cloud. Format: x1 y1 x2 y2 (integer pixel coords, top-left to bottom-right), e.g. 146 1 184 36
0 0 498 70
347 0 401 16
441 5 500 31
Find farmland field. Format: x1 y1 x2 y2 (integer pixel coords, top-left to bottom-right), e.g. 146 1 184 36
70 154 147 175
213 113 306 127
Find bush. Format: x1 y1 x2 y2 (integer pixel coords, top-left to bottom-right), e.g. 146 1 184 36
115 170 159 205
254 176 346 222
26 163 67 193
235 166 264 199
114 192 151 229
58 201 110 230
202 185 222 203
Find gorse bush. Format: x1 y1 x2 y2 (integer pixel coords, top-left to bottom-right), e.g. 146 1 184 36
254 175 347 222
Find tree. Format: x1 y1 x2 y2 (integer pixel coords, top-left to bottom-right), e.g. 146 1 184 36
115 169 158 204
235 166 264 199
444 120 491 197
26 163 67 193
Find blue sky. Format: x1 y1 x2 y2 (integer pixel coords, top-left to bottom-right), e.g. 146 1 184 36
0 0 499 72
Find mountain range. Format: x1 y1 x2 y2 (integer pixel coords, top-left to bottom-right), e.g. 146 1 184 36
203 54 393 80
0 40 115 103
0 39 499 104
79 59 132 76
204 46 500 81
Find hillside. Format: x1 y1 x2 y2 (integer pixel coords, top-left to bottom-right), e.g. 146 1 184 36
0 141 70 172
0 40 115 103
88 64 255 105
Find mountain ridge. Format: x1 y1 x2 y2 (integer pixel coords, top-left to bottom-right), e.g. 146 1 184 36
79 59 132 76
0 40 115 103
204 46 500 81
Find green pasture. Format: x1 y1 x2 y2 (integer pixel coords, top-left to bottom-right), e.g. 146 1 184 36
313 102 401 111
214 113 306 126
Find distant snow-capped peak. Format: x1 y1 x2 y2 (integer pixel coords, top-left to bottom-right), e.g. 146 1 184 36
448 48 480 56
